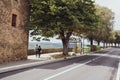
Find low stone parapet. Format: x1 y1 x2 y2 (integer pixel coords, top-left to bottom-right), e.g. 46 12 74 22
28 48 73 55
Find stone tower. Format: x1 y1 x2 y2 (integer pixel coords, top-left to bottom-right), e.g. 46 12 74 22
0 0 29 63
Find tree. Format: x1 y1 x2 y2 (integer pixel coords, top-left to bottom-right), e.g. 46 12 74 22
108 31 116 47
98 6 114 48
113 30 120 47
86 5 114 49
28 0 98 55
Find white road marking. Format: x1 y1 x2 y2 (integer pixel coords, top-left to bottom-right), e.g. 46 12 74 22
44 57 101 80
116 61 120 80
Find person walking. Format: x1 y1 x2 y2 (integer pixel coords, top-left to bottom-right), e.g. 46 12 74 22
38 46 42 58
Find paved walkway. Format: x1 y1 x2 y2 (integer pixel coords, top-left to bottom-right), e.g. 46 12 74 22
0 52 78 73
28 52 62 60
0 52 62 68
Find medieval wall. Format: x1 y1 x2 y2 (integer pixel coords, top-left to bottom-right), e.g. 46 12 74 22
0 0 29 63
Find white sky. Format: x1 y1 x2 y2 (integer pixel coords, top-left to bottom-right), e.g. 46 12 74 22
95 0 120 30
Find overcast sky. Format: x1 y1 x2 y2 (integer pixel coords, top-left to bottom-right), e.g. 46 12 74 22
95 0 120 30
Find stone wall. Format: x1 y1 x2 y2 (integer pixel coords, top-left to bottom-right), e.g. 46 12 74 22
0 0 29 64
28 48 73 55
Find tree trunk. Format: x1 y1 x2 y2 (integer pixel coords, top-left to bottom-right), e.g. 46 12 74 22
90 38 93 52
115 43 116 47
105 43 107 48
109 43 110 47
112 43 113 47
97 41 100 46
103 42 105 48
80 41 82 54
59 29 72 56
62 39 69 55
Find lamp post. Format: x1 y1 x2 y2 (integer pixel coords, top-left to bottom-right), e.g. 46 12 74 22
83 37 85 54
81 34 85 54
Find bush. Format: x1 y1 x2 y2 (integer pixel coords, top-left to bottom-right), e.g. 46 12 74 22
90 45 101 51
51 54 71 59
72 44 81 53
84 47 91 53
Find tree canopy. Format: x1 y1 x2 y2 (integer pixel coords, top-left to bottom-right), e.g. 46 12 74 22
28 0 98 54
85 5 114 50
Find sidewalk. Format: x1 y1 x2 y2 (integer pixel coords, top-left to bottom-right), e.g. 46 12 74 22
0 52 67 73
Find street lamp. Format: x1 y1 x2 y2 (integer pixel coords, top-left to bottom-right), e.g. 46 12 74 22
80 34 85 54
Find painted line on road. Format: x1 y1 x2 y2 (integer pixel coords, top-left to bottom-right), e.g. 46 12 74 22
116 60 120 80
44 56 101 80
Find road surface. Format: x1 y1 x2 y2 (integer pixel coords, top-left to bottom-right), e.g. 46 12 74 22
0 48 120 80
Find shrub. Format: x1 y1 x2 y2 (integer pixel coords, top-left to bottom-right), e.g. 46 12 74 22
90 45 101 51
72 44 81 53
51 54 71 59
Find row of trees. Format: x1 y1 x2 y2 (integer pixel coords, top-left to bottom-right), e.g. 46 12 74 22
106 30 120 47
85 5 115 51
28 0 118 54
86 5 120 50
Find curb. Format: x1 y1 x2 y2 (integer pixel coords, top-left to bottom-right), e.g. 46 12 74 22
89 47 111 54
0 59 60 74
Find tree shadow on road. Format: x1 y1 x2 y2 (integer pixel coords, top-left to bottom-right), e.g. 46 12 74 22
36 54 119 70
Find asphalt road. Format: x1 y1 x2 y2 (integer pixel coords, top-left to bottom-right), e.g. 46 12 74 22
0 48 120 80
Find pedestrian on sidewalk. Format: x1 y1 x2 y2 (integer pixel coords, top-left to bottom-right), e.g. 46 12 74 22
38 45 42 58
35 44 39 58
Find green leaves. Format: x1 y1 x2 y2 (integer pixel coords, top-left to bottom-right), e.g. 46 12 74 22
85 5 115 45
28 0 98 38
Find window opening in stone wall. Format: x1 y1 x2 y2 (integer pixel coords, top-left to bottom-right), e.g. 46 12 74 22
12 14 17 27
14 0 18 2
